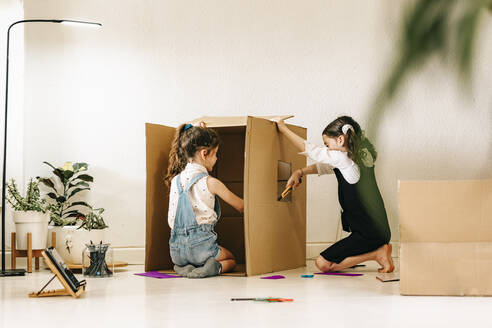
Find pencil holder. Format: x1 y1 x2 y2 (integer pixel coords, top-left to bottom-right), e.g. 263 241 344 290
82 242 113 277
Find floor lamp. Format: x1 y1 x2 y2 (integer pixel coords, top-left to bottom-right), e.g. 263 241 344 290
1 19 102 277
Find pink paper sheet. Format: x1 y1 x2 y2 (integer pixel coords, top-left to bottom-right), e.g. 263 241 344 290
135 271 183 279
260 275 286 280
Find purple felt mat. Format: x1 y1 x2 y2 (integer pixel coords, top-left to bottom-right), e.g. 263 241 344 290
314 272 363 277
260 275 285 280
135 271 183 279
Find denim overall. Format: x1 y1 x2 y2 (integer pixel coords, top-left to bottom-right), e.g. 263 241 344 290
169 172 221 267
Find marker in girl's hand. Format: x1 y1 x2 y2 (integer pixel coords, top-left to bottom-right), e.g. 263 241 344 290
278 177 302 201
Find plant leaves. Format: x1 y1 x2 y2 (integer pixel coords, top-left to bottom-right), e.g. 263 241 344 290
53 169 65 184
68 181 90 189
75 174 94 182
68 187 90 199
47 192 58 200
455 0 484 82
63 170 74 181
38 177 55 189
67 201 92 209
56 196 66 203
73 163 88 173
65 212 83 218
43 161 57 171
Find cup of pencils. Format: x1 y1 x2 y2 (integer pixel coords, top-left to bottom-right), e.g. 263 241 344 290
82 241 114 277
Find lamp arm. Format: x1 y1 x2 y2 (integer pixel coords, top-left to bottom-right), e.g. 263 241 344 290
1 18 101 273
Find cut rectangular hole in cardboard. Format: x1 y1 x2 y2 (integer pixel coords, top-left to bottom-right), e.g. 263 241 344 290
277 160 292 202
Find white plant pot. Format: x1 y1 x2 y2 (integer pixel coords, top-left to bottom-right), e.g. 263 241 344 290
47 226 107 264
47 225 74 262
13 211 49 250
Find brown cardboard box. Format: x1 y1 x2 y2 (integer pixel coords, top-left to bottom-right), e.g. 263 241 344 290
399 179 492 296
145 116 307 276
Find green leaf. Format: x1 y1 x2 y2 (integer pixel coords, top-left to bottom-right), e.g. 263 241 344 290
73 163 88 173
68 187 90 199
38 177 55 189
43 161 57 171
47 192 58 200
63 210 81 216
63 170 74 181
455 0 483 82
68 181 90 189
67 201 92 209
53 169 65 184
75 174 94 182
65 212 83 218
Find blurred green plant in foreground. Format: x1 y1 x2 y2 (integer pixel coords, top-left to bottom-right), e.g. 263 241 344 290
368 0 492 137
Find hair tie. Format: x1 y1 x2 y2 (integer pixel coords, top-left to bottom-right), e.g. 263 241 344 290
184 123 193 131
342 124 354 135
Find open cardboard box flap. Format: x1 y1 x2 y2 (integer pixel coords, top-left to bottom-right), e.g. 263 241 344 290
187 115 294 127
145 116 306 276
399 179 492 296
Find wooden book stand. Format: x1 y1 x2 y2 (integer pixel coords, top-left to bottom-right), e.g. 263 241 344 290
29 250 86 298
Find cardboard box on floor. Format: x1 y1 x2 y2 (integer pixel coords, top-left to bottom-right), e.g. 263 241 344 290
399 179 492 296
145 116 306 276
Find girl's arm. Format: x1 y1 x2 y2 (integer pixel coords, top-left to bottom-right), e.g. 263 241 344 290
207 177 244 213
277 120 306 152
287 164 318 190
277 119 359 184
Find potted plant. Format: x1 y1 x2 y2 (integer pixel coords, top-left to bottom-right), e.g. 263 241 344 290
6 178 49 250
38 161 93 262
69 207 109 264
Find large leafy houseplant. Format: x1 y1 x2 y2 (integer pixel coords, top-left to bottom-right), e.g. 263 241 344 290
38 161 94 226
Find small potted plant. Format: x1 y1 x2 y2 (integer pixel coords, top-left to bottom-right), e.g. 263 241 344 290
38 161 93 262
6 178 49 250
73 207 109 265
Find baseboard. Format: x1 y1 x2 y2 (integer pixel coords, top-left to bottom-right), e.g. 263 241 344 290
2 247 146 269
306 242 400 260
3 244 398 269
113 247 145 265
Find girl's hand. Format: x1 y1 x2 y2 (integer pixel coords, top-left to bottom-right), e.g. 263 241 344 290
286 169 303 190
276 119 288 134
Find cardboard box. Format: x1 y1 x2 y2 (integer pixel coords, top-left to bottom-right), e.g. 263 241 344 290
399 179 492 296
145 116 307 276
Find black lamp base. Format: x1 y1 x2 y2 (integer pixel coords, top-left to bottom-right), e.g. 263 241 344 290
0 269 26 276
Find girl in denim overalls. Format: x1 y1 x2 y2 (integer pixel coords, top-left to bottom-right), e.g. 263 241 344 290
164 122 244 278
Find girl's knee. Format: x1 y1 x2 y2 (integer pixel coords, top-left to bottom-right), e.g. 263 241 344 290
217 246 235 262
315 256 334 272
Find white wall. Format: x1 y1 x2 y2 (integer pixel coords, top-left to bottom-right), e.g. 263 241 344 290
0 0 24 251
17 0 492 259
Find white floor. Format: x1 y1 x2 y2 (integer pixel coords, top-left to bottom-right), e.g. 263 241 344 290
1 259 490 328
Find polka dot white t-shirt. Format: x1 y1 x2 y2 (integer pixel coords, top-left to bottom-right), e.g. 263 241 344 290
168 162 217 229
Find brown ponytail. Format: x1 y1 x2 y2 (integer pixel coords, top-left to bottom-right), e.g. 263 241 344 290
322 116 377 165
164 124 220 186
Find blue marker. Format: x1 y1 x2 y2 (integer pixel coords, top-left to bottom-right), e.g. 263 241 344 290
301 274 314 278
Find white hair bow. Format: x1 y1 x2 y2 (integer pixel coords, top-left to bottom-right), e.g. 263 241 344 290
342 124 354 134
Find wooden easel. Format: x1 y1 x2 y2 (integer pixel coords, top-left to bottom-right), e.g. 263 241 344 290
29 250 86 298
11 231 56 273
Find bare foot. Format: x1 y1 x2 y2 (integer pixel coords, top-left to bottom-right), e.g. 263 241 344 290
376 244 394 273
